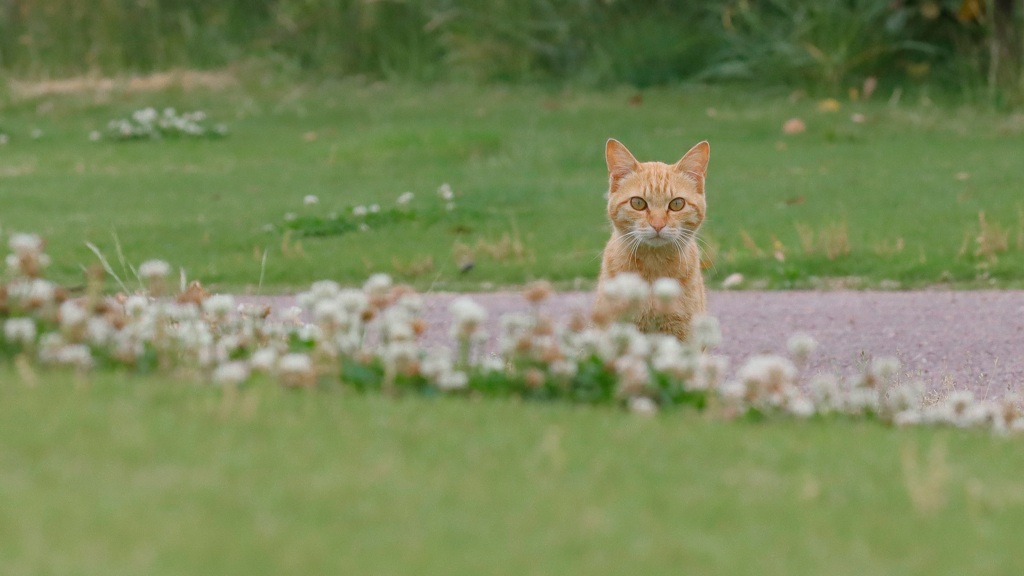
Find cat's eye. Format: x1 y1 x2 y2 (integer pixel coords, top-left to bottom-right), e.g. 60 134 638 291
668 198 686 211
629 197 647 210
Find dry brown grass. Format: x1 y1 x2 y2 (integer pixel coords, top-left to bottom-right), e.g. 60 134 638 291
391 255 435 278
8 69 237 101
453 224 533 267
959 210 1010 261
791 220 851 260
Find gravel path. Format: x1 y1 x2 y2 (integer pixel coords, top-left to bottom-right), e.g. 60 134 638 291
251 291 1024 395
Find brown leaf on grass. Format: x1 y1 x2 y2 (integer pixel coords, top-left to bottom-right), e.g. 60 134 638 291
782 118 806 135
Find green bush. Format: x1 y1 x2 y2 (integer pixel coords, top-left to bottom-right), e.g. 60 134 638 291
0 0 1018 96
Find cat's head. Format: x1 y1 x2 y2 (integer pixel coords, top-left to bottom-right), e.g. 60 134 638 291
604 138 709 249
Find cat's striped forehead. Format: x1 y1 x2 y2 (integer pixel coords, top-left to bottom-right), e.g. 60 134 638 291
615 162 702 199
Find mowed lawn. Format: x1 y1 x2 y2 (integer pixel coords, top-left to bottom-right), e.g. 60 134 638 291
1 370 1022 575
3 79 1024 291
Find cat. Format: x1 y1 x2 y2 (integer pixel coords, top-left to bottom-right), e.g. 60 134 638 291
596 138 710 341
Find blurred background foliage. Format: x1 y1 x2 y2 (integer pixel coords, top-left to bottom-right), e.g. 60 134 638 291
0 0 1020 101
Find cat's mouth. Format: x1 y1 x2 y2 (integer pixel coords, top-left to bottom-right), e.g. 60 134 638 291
642 234 673 247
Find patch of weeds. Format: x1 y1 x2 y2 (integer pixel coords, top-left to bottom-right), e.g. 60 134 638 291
281 184 478 239
105 107 229 141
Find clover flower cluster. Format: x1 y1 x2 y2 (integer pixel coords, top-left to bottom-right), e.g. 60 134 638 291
105 107 228 141
1 232 1021 435
282 186 451 237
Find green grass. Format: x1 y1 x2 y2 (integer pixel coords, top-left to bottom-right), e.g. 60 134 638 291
1 369 1022 575
3 78 1024 292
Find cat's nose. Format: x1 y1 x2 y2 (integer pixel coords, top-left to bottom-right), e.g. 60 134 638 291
651 222 666 233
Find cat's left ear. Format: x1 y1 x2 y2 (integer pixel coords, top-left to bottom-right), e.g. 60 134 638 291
606 139 639 190
674 140 710 190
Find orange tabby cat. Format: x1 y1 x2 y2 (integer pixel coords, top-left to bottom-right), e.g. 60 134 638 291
596 138 710 340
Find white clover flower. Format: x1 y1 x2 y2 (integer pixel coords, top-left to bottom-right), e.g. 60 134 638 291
369 203 380 213
24 279 56 306
85 317 112 346
737 354 798 408
4 318 36 345
689 314 722 349
437 370 469 392
296 323 322 343
303 194 320 205
89 130 102 142
598 323 646 361
870 356 901 382
203 294 236 319
695 354 729 391
628 396 658 416
480 355 506 373
437 183 454 201
600 272 649 305
278 353 312 373
549 359 578 379
313 299 348 329
652 277 682 302
352 205 368 217
884 382 925 414
138 259 171 281
421 349 453 380
449 297 487 339
786 333 818 362
9 233 44 256
250 347 279 373
615 355 651 396
5 254 21 273
363 273 392 297
284 212 297 222
55 344 94 370
309 280 340 300
397 191 415 206
59 301 88 329
651 335 693 379
787 395 816 418
382 308 415 342
395 293 423 314
498 312 533 355
845 387 880 414
133 107 157 124
337 289 369 316
213 361 250 385
282 306 304 325
944 390 975 419
445 202 456 212
124 295 150 318
111 331 144 363
809 374 843 413
893 409 923 427
383 341 419 372
718 380 746 403
37 332 65 363
328 331 356 355
30 128 43 140
358 223 370 232
278 353 316 387
962 401 997 429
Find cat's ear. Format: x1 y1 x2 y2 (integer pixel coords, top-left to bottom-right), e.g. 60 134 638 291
606 139 639 189
674 140 710 187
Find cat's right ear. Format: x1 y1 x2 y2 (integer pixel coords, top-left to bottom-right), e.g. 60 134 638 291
606 139 639 191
